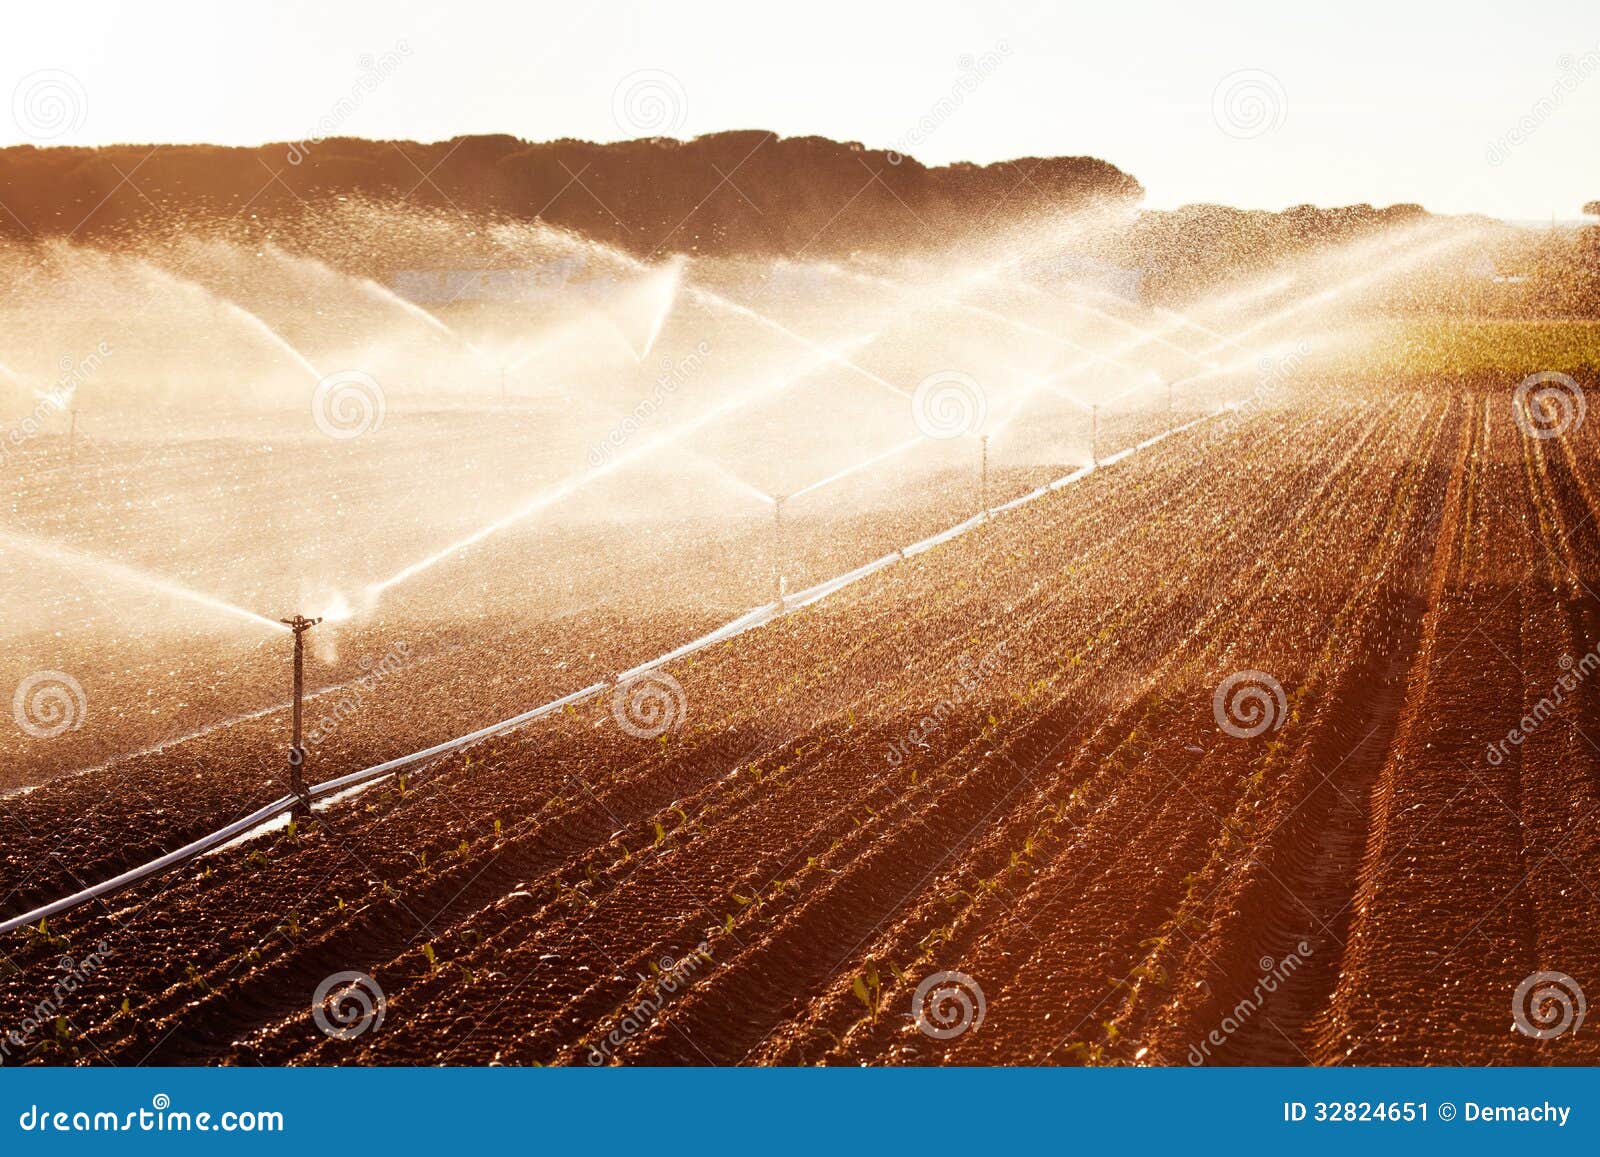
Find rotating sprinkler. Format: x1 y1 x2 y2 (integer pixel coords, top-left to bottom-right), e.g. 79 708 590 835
282 614 323 815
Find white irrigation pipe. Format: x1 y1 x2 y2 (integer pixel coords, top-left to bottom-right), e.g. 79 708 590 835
0 407 1222 938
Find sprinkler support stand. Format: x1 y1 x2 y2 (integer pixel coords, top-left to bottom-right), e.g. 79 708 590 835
281 614 323 817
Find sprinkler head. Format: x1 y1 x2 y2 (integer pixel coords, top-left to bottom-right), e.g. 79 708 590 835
281 614 323 635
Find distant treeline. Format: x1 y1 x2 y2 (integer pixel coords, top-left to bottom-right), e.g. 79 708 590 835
0 132 1594 313
0 132 1140 256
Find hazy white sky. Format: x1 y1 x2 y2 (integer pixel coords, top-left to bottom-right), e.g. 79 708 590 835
3 0 1597 219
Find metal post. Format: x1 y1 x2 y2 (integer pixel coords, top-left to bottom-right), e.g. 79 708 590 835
773 496 786 603
281 614 322 816
980 434 990 518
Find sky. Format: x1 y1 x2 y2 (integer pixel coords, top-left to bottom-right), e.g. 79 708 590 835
2 0 1598 220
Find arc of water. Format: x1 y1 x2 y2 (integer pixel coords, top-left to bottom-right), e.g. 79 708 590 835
993 275 1227 371
787 435 927 503
366 335 878 597
131 260 326 384
1168 226 1481 390
493 229 906 402
359 278 494 365
0 527 284 631
680 285 909 400
218 302 324 382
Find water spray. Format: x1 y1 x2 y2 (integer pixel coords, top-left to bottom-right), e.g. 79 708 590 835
980 434 990 518
772 494 786 604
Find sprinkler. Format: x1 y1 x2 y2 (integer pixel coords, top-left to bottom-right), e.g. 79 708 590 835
282 614 323 815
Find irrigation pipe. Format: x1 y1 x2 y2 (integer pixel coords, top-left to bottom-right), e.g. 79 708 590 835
0 407 1221 937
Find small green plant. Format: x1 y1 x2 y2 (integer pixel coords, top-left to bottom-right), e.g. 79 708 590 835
421 942 438 975
185 963 211 993
851 959 882 1023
